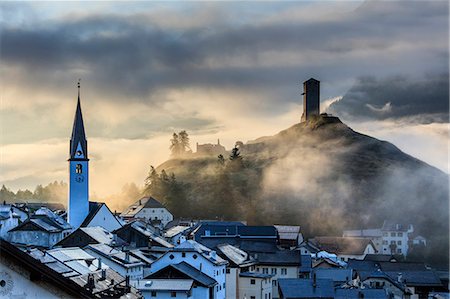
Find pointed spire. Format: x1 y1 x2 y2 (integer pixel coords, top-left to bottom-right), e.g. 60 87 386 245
70 80 88 160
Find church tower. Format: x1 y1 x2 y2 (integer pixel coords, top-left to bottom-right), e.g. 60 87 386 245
68 82 89 229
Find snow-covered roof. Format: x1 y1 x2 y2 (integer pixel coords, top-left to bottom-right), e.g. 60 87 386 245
174 240 227 266
134 279 194 291
217 243 249 266
164 225 189 238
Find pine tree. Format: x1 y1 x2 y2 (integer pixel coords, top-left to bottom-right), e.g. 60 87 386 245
170 133 181 157
178 130 191 153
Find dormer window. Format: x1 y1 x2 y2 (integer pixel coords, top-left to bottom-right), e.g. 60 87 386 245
76 164 83 174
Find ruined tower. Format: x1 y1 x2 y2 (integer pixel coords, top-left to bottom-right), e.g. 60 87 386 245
301 78 320 122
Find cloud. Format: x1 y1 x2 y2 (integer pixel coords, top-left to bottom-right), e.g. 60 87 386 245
327 73 449 122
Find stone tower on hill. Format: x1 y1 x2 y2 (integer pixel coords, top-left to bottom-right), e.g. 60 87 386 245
301 78 320 122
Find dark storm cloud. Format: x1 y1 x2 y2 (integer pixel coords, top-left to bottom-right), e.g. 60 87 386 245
0 1 448 113
327 73 449 122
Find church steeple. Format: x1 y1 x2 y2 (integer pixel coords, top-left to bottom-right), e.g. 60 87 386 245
70 81 88 160
68 80 89 229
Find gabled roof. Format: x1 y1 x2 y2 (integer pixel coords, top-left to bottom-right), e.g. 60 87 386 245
310 237 375 255
239 272 273 279
275 225 301 241
147 261 217 287
217 243 252 266
126 220 173 248
278 278 334 299
335 289 389 299
255 250 300 266
120 197 168 218
134 279 193 291
361 269 408 292
364 254 399 262
84 244 144 268
9 209 71 233
80 202 122 229
314 268 353 284
80 202 103 227
174 240 227 266
80 227 122 246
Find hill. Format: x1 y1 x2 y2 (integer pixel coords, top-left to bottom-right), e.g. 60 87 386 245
154 115 449 264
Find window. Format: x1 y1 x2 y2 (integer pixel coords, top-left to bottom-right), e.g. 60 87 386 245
272 280 277 286
263 268 268 274
397 240 402 245
251 296 256 299
76 164 82 174
169 254 175 260
193 254 198 259
171 291 176 297
281 268 287 275
398 232 403 237
223 282 225 289
250 279 256 285
182 252 186 258
271 268 277 275
383 232 388 237
152 210 155 213
390 240 396 244
256 267 260 272
223 269 225 274
382 240 388 245
265 294 268 299
391 232 396 237
226 269 230 274
151 291 157 297
397 249 402 254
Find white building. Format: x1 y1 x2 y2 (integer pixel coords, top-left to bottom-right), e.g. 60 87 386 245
343 222 414 256
148 240 228 299
81 202 123 232
121 197 174 228
8 207 72 248
238 272 273 299
310 237 376 262
0 204 27 240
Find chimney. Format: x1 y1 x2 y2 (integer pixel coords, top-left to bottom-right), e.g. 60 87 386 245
139 199 142 205
101 269 106 280
125 252 130 262
97 257 102 270
125 275 130 287
85 273 95 290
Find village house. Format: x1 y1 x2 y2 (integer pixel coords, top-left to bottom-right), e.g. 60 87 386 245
114 220 173 249
343 221 415 256
0 239 142 298
274 225 303 249
164 225 190 245
309 237 377 261
250 250 301 299
0 203 27 240
8 207 71 248
84 243 145 280
121 197 174 228
147 240 228 299
238 272 273 299
56 226 126 248
80 201 123 232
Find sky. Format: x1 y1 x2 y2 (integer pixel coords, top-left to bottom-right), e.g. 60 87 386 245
1 1 448 198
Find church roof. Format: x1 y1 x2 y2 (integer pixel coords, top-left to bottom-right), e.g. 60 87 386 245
70 95 88 160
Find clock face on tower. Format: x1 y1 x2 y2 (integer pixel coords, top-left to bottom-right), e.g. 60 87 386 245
75 174 84 183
